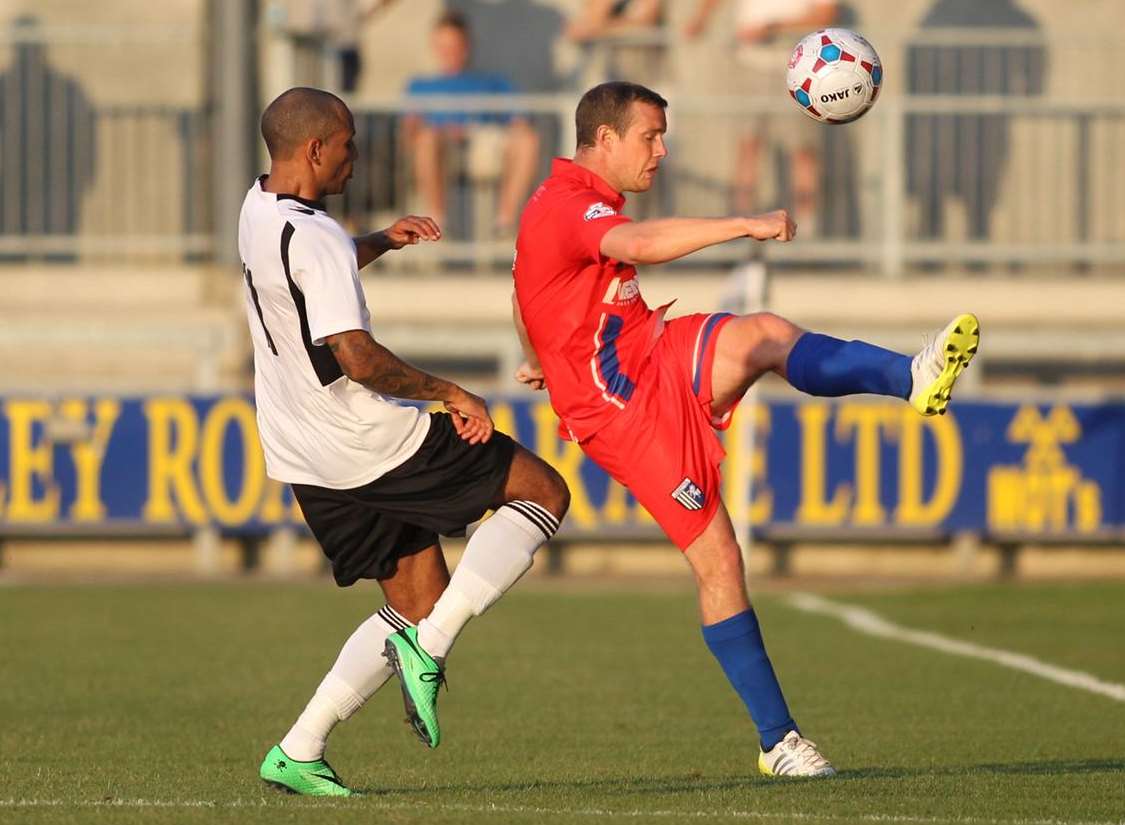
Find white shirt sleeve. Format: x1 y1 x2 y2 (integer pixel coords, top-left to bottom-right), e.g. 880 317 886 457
289 223 370 346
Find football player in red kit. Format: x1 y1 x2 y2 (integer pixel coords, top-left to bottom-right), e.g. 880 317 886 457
512 81 978 777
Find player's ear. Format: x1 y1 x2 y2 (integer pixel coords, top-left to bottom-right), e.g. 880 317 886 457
306 137 323 166
596 123 615 149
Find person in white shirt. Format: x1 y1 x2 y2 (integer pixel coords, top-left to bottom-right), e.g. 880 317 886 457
240 86 569 796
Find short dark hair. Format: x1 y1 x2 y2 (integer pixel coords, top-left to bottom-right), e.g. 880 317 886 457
260 87 350 159
434 9 470 35
575 82 667 149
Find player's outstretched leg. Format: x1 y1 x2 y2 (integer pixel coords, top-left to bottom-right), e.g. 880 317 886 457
259 744 353 796
686 503 835 778
783 313 980 413
386 445 569 748
710 311 980 418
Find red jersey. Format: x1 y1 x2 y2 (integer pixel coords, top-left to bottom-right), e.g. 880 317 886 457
515 158 668 442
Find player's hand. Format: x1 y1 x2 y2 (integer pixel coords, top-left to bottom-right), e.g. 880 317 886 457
746 210 796 243
445 388 494 445
514 361 547 391
383 215 441 249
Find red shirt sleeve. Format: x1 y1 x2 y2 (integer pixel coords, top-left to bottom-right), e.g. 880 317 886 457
559 194 632 263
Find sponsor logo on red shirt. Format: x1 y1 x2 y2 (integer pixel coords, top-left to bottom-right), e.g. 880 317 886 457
583 202 617 221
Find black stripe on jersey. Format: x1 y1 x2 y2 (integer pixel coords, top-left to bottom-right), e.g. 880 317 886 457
242 264 277 355
280 221 345 387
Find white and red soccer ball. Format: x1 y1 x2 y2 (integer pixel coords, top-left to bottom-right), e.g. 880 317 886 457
786 28 883 123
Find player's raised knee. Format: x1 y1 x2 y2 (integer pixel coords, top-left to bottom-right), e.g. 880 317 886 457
749 312 801 345
502 447 570 523
719 312 795 369
726 312 803 371
537 462 570 522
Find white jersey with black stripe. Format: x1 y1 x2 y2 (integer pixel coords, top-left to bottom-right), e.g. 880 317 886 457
237 176 430 489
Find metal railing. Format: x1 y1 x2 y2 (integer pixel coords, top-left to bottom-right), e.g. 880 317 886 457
6 89 1116 273
339 91 1125 276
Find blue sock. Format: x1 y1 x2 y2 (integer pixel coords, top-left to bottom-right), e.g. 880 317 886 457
786 332 912 399
702 609 797 751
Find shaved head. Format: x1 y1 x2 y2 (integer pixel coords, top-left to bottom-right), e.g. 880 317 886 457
261 87 350 159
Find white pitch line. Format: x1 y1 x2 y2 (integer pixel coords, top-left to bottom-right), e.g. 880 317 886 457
786 592 1125 703
0 799 1122 825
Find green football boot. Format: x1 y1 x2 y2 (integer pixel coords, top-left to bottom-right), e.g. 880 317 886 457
258 744 354 796
384 626 447 748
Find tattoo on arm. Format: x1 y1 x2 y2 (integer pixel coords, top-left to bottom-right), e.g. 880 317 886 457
327 331 454 401
354 231 394 270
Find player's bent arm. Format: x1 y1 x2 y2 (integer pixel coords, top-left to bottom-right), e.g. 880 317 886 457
326 329 494 442
326 329 463 403
600 211 795 266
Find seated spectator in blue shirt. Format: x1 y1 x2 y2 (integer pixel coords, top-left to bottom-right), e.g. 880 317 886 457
404 11 540 233
406 71 514 127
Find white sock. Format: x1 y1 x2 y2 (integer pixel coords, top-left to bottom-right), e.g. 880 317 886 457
417 500 559 659
279 605 411 761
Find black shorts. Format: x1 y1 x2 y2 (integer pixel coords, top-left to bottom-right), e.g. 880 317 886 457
292 412 517 587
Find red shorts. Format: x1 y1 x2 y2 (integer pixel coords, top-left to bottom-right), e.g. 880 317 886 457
580 312 737 550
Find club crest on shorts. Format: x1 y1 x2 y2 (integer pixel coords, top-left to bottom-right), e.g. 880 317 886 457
671 477 706 511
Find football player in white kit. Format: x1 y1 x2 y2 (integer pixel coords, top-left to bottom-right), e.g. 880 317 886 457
239 87 569 796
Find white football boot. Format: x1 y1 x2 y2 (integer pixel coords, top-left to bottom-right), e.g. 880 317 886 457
758 731 837 778
908 313 980 417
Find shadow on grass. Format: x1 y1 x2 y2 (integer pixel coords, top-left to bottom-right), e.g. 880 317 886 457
363 758 1125 797
832 758 1125 782
365 773 756 797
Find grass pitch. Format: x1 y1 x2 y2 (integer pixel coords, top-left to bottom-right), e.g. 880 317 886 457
1 578 1123 825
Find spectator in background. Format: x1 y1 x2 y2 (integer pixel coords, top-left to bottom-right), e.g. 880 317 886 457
565 0 666 85
404 10 540 235
447 0 564 94
685 0 837 229
906 0 1045 244
566 0 663 42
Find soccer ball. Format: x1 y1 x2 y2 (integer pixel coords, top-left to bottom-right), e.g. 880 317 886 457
786 28 883 123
